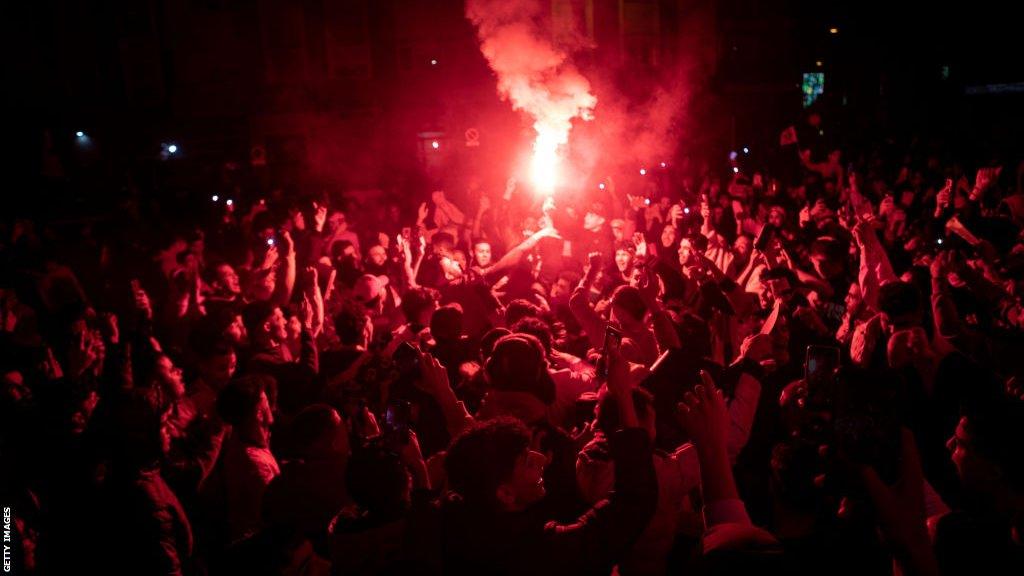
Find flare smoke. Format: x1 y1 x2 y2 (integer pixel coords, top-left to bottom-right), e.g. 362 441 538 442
466 0 596 194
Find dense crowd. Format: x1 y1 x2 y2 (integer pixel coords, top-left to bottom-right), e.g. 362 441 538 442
2 112 1023 575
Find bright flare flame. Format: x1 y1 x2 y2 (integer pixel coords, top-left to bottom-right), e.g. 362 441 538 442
465 1 596 198
530 129 561 195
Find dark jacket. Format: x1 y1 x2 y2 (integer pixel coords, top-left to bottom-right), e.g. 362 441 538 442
245 330 319 414
408 427 657 576
100 467 194 575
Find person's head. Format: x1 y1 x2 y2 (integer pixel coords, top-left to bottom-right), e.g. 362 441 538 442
334 300 372 347
218 375 275 448
353 274 389 313
289 205 306 231
400 287 438 329
947 402 1024 506
328 211 348 234
839 279 860 308
505 299 541 326
291 403 349 459
332 240 357 261
768 206 787 229
660 223 678 248
133 351 185 405
346 444 410 515
610 219 626 243
809 237 846 280
445 417 546 512
430 303 464 343
609 285 647 329
757 268 798 309
733 235 752 260
877 281 923 330
807 111 821 128
550 270 580 299
484 334 556 422
614 243 634 274
191 309 246 353
285 309 302 342
452 249 469 273
367 245 387 267
105 389 170 469
472 240 493 268
678 235 708 268
431 232 455 258
595 387 655 440
212 263 241 295
510 316 553 357
243 301 288 347
225 313 246 345
480 327 512 361
197 343 237 391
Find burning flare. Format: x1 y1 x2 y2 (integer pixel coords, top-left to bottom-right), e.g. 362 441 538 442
466 0 596 195
530 127 561 195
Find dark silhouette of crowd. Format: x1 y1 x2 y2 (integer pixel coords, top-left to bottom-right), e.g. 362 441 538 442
2 112 1023 575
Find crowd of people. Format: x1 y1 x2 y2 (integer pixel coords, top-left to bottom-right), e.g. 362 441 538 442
2 113 1024 575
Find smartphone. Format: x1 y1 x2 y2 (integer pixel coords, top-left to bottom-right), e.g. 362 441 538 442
266 237 275 247
383 399 412 441
753 223 773 251
805 345 840 403
130 279 141 294
599 325 623 380
393 340 421 375
402 227 412 240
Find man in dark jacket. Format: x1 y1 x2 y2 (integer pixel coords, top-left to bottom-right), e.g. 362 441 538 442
240 301 318 414
407 340 657 575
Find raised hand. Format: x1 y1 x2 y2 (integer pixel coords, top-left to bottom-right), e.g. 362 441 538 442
262 244 279 271
605 337 639 429
669 204 684 222
133 285 153 321
313 202 327 232
100 312 120 345
799 205 812 227
279 230 295 257
416 351 453 399
633 232 647 257
299 296 315 331
934 178 953 218
676 371 729 453
971 166 1001 200
738 333 773 362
